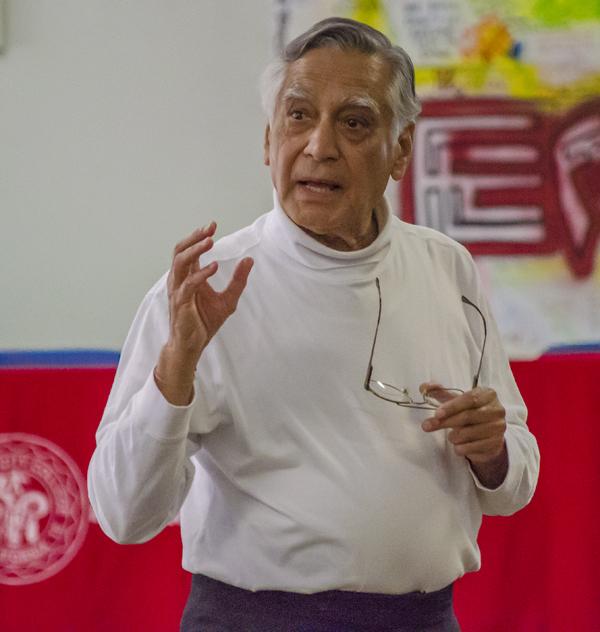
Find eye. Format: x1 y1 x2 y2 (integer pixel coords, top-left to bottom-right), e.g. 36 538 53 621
345 117 368 130
290 110 305 121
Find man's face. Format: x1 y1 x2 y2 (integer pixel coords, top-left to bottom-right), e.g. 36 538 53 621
264 47 414 244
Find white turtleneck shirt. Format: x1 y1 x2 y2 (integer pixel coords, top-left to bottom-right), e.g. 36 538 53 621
88 195 539 594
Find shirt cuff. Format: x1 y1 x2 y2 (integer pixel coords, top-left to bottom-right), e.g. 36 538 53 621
468 431 516 494
131 370 197 442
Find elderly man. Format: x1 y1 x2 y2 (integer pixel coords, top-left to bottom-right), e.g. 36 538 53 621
88 17 539 632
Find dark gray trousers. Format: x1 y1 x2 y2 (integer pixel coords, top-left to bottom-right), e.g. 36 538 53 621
180 573 461 631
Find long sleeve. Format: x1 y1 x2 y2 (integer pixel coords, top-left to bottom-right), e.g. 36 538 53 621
87 276 220 544
461 254 541 516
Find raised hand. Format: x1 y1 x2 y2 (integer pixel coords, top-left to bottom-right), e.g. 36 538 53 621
155 222 253 405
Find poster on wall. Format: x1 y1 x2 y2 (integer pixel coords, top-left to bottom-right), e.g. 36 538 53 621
273 0 600 358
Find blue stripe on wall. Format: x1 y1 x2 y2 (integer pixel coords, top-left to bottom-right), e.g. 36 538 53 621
546 343 600 354
0 349 120 368
0 344 598 369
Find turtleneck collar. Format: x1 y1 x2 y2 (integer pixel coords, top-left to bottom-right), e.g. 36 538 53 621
263 189 393 283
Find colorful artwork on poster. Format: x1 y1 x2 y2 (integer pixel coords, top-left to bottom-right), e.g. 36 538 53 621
274 0 600 358
278 0 600 105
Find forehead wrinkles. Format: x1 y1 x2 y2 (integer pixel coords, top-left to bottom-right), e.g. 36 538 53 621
277 50 394 118
282 84 381 115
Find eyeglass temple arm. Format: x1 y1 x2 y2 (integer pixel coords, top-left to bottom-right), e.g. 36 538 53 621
364 277 383 391
461 295 488 389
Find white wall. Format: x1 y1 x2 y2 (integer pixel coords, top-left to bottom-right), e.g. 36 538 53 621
0 0 275 350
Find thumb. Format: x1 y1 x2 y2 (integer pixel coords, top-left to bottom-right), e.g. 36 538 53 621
419 382 458 405
222 257 254 311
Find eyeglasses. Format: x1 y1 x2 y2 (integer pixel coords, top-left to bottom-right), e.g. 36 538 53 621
364 277 487 410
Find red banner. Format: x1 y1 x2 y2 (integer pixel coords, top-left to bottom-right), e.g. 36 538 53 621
1 357 598 631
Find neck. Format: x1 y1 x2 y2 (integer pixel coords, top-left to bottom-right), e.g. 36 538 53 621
302 211 379 252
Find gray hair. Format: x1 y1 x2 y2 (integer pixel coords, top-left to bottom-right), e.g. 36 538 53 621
260 17 421 130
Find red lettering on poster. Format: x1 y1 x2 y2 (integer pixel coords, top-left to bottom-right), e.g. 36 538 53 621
401 98 600 277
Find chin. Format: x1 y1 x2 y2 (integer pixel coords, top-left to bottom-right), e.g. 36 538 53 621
289 206 336 233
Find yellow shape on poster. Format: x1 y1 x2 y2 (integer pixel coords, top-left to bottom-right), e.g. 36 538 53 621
350 0 391 39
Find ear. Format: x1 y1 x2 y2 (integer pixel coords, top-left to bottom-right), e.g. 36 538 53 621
263 124 271 166
390 122 415 181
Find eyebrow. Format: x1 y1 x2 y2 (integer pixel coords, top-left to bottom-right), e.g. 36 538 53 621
281 86 381 115
281 86 311 102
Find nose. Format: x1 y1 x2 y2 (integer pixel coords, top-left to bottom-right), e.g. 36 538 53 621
304 119 340 162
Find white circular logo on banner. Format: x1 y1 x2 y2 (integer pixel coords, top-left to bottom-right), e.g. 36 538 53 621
0 433 89 585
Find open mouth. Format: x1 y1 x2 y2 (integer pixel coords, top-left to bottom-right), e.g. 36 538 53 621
298 180 342 193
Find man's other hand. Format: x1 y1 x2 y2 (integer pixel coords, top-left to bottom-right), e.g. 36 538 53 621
420 383 508 489
155 223 254 405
